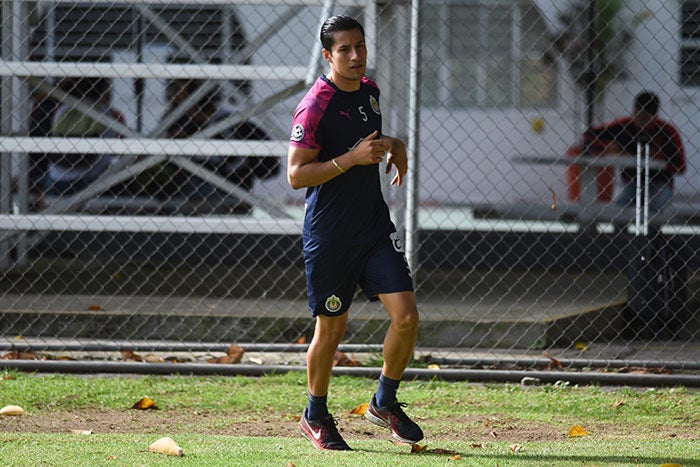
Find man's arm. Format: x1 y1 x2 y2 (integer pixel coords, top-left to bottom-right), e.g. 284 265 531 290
383 135 408 186
287 130 391 189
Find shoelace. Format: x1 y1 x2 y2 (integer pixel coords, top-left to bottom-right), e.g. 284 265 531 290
320 415 342 436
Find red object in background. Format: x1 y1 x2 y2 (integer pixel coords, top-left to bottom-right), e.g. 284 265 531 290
565 145 615 202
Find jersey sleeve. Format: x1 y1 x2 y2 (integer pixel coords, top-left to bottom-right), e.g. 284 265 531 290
289 103 322 150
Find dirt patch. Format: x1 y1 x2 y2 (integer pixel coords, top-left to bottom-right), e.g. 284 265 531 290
0 408 692 443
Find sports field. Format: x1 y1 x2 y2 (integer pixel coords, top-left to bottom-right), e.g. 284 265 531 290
0 371 698 466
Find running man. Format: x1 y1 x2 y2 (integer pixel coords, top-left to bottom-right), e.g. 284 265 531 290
287 15 424 450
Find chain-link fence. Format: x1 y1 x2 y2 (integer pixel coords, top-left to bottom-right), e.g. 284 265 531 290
1 0 698 375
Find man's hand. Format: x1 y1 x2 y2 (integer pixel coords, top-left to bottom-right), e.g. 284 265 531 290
350 130 391 166
384 136 407 186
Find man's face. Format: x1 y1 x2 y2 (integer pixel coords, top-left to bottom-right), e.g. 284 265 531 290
323 28 367 84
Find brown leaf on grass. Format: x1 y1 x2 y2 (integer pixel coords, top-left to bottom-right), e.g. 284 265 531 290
448 454 462 461
543 351 562 370
568 425 588 437
225 344 245 363
147 436 183 457
612 400 625 407
347 403 368 415
489 430 498 437
120 350 143 362
1 374 15 380
509 443 522 453
470 443 488 449
131 397 159 410
334 351 360 367
410 443 428 453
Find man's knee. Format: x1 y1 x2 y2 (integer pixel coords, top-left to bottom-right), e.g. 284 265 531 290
392 307 419 332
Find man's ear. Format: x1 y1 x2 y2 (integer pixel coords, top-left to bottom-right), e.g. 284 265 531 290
322 48 332 64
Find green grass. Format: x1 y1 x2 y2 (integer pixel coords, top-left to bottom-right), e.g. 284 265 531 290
1 434 698 467
1 371 698 466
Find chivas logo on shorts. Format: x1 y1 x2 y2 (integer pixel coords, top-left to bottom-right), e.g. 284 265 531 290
325 294 342 313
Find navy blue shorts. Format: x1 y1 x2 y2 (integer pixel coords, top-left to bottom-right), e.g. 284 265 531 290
303 231 414 317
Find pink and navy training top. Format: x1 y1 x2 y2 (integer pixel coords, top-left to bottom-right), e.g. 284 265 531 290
290 75 394 246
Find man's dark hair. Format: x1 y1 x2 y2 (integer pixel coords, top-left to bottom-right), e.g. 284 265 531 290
634 91 659 115
320 15 364 51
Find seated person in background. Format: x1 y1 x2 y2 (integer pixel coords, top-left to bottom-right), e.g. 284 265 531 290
47 77 126 196
130 78 279 215
582 91 686 213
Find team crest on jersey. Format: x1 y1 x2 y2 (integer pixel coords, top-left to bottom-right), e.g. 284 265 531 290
325 294 342 313
390 232 404 253
291 123 305 141
369 95 381 115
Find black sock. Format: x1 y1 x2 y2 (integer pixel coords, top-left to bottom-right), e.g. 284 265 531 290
307 392 329 420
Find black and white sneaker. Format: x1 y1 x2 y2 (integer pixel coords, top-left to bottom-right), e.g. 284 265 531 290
299 409 352 451
365 395 424 444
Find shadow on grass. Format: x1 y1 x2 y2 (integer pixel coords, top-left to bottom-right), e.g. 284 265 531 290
354 447 694 466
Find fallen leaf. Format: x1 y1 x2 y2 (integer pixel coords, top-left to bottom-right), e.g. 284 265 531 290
449 454 461 460
148 437 183 457
70 429 93 435
207 355 241 364
619 366 671 375
225 344 245 363
334 351 360 367
470 443 487 449
120 350 143 362
87 304 102 311
613 400 625 407
1 374 15 380
348 403 368 415
106 455 116 461
131 397 159 410
427 363 441 370
575 342 588 351
489 430 498 437
509 443 522 453
410 443 428 453
568 425 588 437
53 356 76 361
295 336 306 344
658 464 685 467
1 350 37 360
544 351 562 370
427 448 457 454
0 405 25 416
